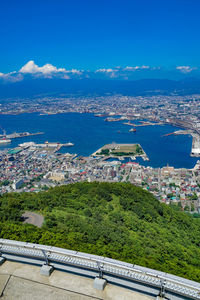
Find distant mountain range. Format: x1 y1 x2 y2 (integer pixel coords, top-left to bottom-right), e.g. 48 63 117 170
1 61 200 98
1 77 200 98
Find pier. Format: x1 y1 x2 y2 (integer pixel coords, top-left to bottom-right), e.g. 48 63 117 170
19 141 74 153
123 121 163 127
0 132 44 139
191 134 200 157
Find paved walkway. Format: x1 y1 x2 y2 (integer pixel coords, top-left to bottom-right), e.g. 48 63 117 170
0 261 152 300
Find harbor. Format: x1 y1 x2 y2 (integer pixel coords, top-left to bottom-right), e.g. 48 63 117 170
0 112 198 168
163 130 200 157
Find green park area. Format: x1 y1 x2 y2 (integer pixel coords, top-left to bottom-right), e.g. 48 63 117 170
96 143 144 157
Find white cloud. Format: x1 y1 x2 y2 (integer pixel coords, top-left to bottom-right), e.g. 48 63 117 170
176 66 197 73
96 66 152 73
141 65 150 69
0 71 23 82
66 69 82 75
110 72 118 78
95 68 120 78
123 65 150 71
95 68 115 73
20 60 67 74
18 61 83 79
62 74 70 79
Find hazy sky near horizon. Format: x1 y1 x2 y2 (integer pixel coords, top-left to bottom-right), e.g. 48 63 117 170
1 0 200 73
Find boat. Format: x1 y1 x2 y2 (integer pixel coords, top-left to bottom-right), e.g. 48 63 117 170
129 128 136 132
0 128 11 143
65 142 74 146
0 138 11 144
94 114 106 117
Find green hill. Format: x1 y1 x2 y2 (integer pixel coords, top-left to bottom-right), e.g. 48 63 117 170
1 182 200 282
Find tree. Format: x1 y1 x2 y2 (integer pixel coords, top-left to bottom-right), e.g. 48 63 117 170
1 182 200 282
184 205 190 212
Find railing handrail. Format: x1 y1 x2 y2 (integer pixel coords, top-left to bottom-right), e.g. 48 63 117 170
0 238 200 299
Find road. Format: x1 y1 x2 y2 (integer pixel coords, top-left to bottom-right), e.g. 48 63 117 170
22 211 44 228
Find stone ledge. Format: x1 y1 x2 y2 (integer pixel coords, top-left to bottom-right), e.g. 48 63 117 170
93 278 107 290
40 264 54 276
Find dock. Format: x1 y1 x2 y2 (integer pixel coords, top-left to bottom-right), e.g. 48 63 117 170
124 121 163 127
0 132 44 139
19 141 74 153
162 130 192 137
191 134 200 157
162 132 176 137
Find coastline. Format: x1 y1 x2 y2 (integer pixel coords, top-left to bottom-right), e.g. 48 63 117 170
0 112 198 169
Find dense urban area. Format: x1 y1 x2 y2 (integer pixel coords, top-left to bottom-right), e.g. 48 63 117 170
0 94 200 214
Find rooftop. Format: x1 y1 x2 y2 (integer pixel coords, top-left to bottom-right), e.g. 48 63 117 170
0 261 150 300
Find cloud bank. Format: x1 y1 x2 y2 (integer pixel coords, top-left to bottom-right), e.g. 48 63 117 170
0 61 199 83
176 66 197 73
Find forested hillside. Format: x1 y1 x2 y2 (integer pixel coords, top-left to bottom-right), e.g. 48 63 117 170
1 182 200 282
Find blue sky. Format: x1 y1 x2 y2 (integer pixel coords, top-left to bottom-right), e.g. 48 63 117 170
0 0 200 74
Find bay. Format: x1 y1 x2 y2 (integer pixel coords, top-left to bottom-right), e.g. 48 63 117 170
0 112 198 168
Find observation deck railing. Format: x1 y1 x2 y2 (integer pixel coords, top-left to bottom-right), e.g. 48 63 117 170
0 239 200 299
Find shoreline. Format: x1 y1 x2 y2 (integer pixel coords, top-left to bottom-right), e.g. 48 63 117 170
0 112 198 169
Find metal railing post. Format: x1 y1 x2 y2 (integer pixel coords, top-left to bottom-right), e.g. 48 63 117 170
97 261 104 279
159 279 166 298
41 250 49 265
